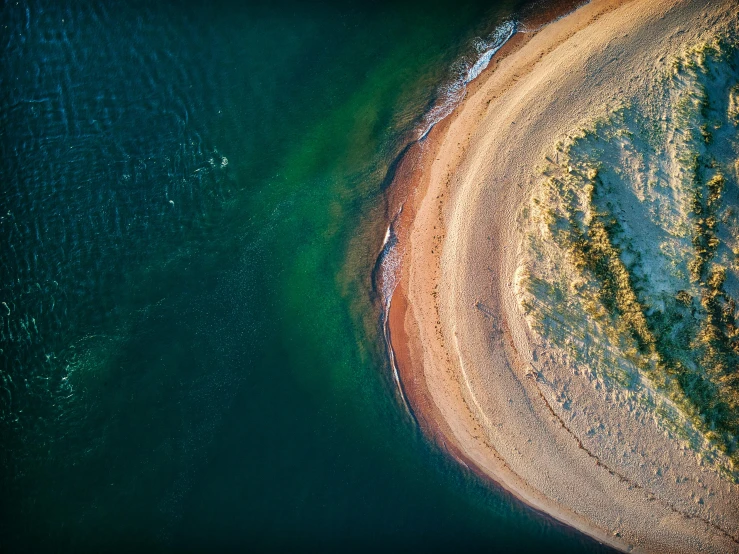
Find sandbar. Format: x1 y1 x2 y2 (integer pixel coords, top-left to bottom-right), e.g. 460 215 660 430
388 0 739 552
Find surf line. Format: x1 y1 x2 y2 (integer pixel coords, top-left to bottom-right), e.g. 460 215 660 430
373 204 417 421
417 19 517 141
375 18 518 420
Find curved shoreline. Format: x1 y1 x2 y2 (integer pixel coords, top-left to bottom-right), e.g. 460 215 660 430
387 1 739 552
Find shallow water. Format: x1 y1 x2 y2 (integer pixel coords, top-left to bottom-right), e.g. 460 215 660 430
1 1 614 551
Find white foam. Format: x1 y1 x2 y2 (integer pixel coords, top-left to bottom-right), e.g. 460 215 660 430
382 224 392 248
417 20 517 140
465 21 516 83
378 224 402 310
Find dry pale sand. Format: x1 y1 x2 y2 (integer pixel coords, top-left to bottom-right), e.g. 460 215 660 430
389 0 739 552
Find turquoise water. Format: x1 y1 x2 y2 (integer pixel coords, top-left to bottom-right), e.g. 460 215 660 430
1 1 614 551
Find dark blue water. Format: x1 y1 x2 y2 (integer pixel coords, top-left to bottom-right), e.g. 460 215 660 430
1 1 615 552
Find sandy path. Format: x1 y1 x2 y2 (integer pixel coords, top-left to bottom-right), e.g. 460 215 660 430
391 0 739 552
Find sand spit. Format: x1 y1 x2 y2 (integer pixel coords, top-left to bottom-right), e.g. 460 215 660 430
389 0 739 552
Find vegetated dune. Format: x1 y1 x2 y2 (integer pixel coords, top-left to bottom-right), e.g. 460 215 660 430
392 0 739 552
519 33 739 480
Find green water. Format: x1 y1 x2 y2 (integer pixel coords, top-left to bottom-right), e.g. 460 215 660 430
1 1 614 551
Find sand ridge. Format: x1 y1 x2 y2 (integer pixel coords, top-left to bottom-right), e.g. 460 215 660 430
390 1 739 552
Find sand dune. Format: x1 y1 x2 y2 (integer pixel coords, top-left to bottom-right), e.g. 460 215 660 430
389 0 739 551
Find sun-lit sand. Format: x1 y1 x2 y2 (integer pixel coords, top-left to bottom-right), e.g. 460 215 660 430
388 0 739 551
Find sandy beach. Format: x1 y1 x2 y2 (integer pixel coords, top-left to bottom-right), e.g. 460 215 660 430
388 0 739 552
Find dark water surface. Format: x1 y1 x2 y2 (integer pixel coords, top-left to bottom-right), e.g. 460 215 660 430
1 1 613 552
